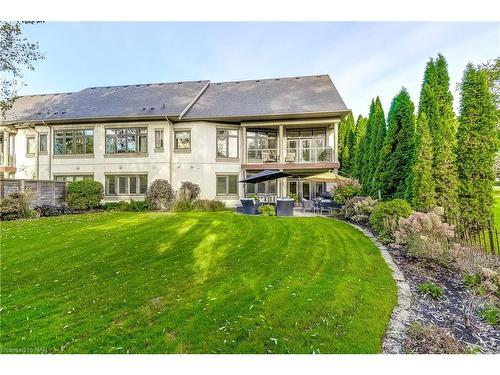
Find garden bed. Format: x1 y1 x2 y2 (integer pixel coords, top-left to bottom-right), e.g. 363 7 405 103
388 245 500 353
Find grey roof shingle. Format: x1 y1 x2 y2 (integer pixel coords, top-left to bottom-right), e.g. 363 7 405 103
182 75 348 120
4 81 209 123
3 74 348 124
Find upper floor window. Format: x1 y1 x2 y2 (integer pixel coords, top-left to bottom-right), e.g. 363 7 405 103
216 129 238 158
105 128 147 154
174 130 191 150
54 129 94 155
154 129 164 149
39 134 48 153
26 136 36 155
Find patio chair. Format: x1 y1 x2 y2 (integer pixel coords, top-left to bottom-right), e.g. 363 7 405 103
285 152 296 163
301 198 315 213
318 199 335 215
240 198 261 215
276 199 294 217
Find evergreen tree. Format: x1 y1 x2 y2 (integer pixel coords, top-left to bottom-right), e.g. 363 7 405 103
410 113 436 211
418 54 459 215
360 100 376 193
377 88 416 200
457 63 498 227
352 115 367 179
338 113 356 175
368 97 386 196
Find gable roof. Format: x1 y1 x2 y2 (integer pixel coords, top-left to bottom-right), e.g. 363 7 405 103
3 80 209 123
2 74 349 124
182 75 348 120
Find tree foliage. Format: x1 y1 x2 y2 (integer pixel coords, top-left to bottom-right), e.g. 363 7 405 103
352 115 367 179
377 88 416 200
418 54 459 215
411 113 436 211
338 113 356 176
0 21 45 118
456 63 498 226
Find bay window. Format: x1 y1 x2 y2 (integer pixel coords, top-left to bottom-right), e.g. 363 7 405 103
105 128 147 154
216 129 238 158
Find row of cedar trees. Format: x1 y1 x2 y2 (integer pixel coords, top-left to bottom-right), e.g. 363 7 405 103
339 54 498 226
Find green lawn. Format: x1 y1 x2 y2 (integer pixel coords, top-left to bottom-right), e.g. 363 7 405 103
0 212 397 354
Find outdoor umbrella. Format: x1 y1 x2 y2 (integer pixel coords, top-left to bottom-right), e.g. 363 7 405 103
239 169 290 184
303 171 352 183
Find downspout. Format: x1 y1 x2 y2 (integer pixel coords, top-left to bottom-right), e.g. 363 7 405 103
165 116 173 183
43 121 52 180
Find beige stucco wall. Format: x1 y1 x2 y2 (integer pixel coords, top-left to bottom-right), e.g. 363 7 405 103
11 120 243 206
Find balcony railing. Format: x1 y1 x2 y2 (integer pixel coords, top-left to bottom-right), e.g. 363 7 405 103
247 148 279 163
246 146 334 164
0 154 16 167
285 146 333 163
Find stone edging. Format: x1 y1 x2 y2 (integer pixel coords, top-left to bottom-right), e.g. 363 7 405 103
346 222 412 354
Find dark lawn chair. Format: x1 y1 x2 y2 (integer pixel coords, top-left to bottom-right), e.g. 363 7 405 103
319 199 336 215
240 198 261 215
276 199 294 217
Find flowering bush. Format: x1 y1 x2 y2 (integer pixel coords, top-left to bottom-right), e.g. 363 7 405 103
343 196 378 224
394 207 454 264
332 180 362 205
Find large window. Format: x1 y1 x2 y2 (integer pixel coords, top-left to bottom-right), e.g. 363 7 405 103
246 130 277 161
39 133 48 153
54 175 94 182
54 129 94 155
216 129 238 158
245 173 276 195
216 175 238 196
174 130 191 150
105 128 147 154
105 174 147 196
26 136 36 155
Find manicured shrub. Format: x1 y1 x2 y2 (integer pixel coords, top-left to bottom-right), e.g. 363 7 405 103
192 199 226 212
103 201 129 211
35 204 70 217
394 207 455 264
147 179 175 211
172 199 193 212
418 281 444 300
332 181 362 205
0 190 36 220
178 181 201 202
67 180 103 210
258 204 276 216
343 196 378 223
370 198 412 243
128 199 151 212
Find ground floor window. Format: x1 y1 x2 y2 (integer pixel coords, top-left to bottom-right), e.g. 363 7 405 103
105 174 147 196
245 173 276 195
54 175 94 182
216 174 238 196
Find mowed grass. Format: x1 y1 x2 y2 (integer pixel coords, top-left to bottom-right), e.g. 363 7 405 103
0 212 397 354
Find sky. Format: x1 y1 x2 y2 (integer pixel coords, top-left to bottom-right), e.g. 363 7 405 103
16 22 500 118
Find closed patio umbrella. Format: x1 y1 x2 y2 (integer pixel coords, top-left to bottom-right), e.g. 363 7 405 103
239 169 290 184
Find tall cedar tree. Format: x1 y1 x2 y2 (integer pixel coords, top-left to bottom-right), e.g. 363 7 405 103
457 63 498 227
352 115 368 179
411 113 436 211
377 88 416 200
418 54 459 215
339 113 356 175
369 97 387 196
360 100 376 193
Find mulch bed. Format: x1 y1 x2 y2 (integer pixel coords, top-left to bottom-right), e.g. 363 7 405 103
388 244 500 353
